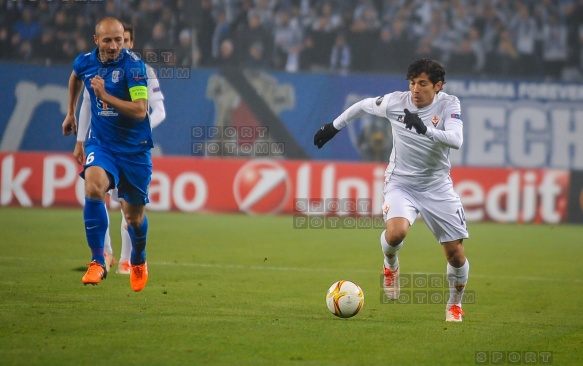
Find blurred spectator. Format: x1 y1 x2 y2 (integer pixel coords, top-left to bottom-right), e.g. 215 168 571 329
414 35 441 63
473 4 503 60
329 33 351 74
489 27 520 78
580 25 583 70
448 37 479 77
0 0 580 81
386 18 414 72
372 26 399 74
145 22 171 54
196 0 216 66
174 28 197 67
217 38 238 67
253 0 275 29
0 25 11 59
508 2 542 78
308 2 341 71
32 30 55 65
299 33 317 71
211 10 231 61
12 7 41 42
273 9 303 72
237 10 273 69
541 13 569 80
348 0 380 72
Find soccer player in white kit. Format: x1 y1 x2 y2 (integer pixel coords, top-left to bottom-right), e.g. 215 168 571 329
314 59 469 322
73 23 166 275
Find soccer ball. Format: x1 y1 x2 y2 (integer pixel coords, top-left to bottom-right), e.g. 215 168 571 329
326 280 364 318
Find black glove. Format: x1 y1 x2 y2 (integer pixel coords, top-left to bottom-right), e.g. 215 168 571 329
314 123 340 149
404 108 427 135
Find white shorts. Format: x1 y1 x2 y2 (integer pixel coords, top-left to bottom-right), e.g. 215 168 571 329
382 179 469 243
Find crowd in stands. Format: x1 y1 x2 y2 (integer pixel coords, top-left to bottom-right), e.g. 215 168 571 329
2 0 583 81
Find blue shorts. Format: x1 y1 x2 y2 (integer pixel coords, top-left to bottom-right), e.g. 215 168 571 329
81 142 152 206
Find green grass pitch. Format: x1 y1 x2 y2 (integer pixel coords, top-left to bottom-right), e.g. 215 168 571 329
0 207 582 365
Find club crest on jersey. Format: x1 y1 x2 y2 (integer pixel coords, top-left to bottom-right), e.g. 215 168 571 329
382 204 390 214
397 115 404 122
431 115 440 127
112 70 120 83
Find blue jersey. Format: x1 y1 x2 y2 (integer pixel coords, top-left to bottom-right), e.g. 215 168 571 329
73 48 153 154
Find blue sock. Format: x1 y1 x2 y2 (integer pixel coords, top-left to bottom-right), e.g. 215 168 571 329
128 215 148 265
84 197 108 266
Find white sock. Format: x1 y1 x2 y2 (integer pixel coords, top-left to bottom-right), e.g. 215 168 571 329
380 230 402 270
120 213 131 262
103 207 113 255
447 259 469 307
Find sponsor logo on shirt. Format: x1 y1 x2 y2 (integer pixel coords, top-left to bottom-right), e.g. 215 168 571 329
96 98 118 117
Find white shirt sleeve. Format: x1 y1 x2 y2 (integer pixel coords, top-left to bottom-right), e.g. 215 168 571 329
424 120 463 149
332 96 388 129
424 97 463 149
77 88 91 142
149 97 166 128
146 66 166 128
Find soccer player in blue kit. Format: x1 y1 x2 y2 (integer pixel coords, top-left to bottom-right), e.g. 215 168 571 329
62 17 152 292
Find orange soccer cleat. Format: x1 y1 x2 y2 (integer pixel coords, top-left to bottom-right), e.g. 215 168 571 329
82 261 107 286
383 266 400 300
116 260 131 275
130 263 148 292
446 304 465 322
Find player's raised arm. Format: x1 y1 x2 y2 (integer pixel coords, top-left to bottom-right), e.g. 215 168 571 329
313 97 386 149
62 70 83 136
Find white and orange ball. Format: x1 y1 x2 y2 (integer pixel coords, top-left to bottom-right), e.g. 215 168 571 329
326 280 364 318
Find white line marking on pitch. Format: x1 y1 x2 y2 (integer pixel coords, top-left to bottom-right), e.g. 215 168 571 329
1 257 581 283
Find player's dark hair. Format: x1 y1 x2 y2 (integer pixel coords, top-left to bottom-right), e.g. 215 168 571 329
406 58 446 91
122 22 134 42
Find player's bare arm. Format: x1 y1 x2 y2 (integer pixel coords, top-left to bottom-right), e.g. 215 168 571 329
73 141 84 165
90 75 148 120
62 71 83 136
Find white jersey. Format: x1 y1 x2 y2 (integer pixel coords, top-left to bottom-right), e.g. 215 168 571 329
333 91 463 189
144 64 164 106
77 64 166 142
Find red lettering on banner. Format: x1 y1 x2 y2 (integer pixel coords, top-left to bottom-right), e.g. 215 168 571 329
0 153 570 224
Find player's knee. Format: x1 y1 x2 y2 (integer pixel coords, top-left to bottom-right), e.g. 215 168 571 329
385 229 406 246
84 181 107 200
124 213 144 228
444 241 465 267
